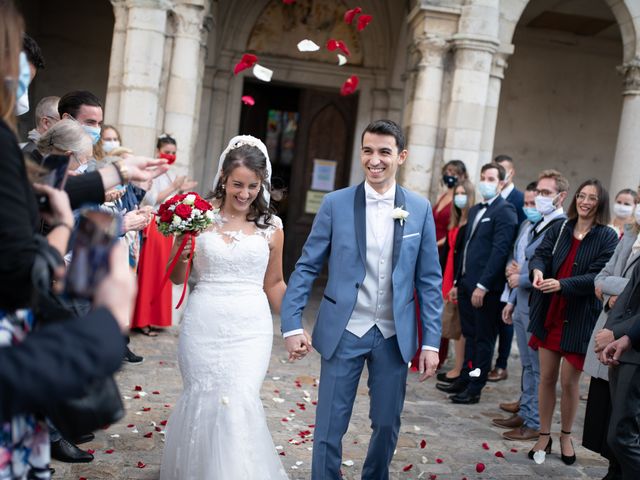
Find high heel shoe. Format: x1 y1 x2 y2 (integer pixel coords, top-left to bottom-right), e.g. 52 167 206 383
560 430 576 465
528 432 552 460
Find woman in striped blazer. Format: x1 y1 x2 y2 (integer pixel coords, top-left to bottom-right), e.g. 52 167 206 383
526 179 618 465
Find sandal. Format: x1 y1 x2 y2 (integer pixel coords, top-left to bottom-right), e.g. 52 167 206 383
136 327 159 337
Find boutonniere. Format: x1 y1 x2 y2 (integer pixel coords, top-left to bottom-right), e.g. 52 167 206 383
391 206 409 226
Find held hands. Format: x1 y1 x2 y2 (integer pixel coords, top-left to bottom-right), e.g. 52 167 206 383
594 328 615 353
284 331 313 362
417 350 439 382
507 272 520 289
471 287 486 308
506 260 520 277
502 303 514 325
533 269 561 293
447 286 458 303
599 335 631 366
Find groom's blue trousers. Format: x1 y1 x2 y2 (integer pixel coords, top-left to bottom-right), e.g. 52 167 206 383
312 326 408 480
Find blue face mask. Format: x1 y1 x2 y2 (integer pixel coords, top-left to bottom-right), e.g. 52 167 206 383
523 207 542 224
16 51 31 100
83 125 101 145
478 181 498 200
454 194 468 209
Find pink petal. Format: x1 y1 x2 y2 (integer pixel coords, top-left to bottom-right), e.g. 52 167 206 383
233 54 258 75
357 14 373 31
344 7 362 24
476 463 486 473
241 95 255 106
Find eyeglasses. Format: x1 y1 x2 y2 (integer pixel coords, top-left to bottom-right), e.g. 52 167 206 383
576 193 599 203
534 189 557 197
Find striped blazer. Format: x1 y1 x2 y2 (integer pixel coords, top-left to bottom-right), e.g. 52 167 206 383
527 220 618 354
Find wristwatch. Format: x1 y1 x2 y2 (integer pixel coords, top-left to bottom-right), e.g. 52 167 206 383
113 159 130 184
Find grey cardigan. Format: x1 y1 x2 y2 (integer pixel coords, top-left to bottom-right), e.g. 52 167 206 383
584 224 640 379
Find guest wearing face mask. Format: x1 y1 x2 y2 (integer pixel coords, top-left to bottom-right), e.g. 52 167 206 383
609 188 637 238
437 162 518 404
583 187 640 479
94 124 122 163
58 90 103 147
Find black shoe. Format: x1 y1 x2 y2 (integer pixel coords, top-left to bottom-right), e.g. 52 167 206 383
50 438 94 463
560 430 576 465
124 346 144 364
73 432 95 445
528 432 552 460
436 378 467 394
450 389 481 404
436 372 460 383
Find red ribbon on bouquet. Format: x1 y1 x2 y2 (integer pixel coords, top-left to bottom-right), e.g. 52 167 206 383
153 232 196 309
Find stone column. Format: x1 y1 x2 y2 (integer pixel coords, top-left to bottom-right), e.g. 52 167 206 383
610 57 640 196
399 8 451 197
478 50 511 166
442 0 500 179
117 0 172 157
162 1 207 178
104 0 128 125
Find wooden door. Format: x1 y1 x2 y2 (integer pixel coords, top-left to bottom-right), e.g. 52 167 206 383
284 88 358 278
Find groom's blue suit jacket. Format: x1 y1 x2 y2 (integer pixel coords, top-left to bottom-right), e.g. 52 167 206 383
281 182 443 363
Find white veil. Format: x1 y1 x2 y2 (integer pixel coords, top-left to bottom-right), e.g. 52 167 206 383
212 135 272 204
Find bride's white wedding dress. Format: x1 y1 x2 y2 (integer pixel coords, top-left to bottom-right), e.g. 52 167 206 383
160 216 288 479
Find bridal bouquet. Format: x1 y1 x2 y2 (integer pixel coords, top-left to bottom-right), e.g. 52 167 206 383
155 192 217 308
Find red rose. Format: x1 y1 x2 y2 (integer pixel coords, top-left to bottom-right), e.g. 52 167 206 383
174 204 192 220
194 198 212 211
160 210 173 223
166 195 180 206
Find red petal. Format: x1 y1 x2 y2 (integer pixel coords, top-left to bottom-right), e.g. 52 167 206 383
482 442 490 450
241 95 255 106
105 449 114 454
160 420 168 426
402 464 413 472
420 439 427 449
510 448 518 453
79 478 87 480
152 391 160 395
495 450 505 458
357 14 373 31
279 451 286 456
436 458 443 464
308 424 315 428
282 0 296 4
476 463 486 473
336 40 350 56
155 426 162 432
429 475 437 480
281 418 289 422
164 404 171 407
233 54 258 75
326 39 339 51
127 424 135 428
87 449 95 454
344 7 362 24
134 385 142 391
144 432 153 438
312 401 317 405
133 394 141 399
340 75 359 96
137 461 146 468
468 360 473 369
142 407 151 412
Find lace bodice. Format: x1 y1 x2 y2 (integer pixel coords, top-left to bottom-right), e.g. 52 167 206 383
190 215 282 288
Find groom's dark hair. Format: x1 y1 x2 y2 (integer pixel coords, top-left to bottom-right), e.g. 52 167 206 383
362 119 406 152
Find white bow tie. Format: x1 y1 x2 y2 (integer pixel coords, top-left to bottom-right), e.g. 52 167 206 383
366 190 394 206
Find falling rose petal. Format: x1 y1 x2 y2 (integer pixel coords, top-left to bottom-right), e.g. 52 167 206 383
337 54 347 66
533 450 546 464
134 386 142 391
282 0 296 4
475 463 485 473
402 464 413 472
253 64 273 82
357 14 373 31
326 39 339 51
233 53 258 75
495 451 505 458
340 75 359 96
482 442 490 450
469 368 481 377
87 449 95 455
342 460 354 467
436 458 443 464
105 449 114 454
344 7 362 24
420 439 427 449
297 39 320 52
336 40 350 56
137 461 146 468
241 95 255 106
429 475 437 480
510 448 518 453
144 432 153 438
467 360 473 369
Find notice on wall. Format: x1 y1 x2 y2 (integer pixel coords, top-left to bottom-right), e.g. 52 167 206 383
310 159 337 192
304 190 327 214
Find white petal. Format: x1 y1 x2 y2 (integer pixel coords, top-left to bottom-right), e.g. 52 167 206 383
110 434 120 438
253 64 273 82
291 466 298 470
131 428 139 433
122 395 132 400
421 456 428 464
469 368 481 377
221 396 229 405
272 376 281 380
275 445 283 450
337 54 347 66
272 397 285 403
413 425 421 431
297 39 320 52
533 450 546 464
342 460 354 467
296 461 303 466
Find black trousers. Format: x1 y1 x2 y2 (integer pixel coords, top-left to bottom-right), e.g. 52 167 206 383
608 363 640 479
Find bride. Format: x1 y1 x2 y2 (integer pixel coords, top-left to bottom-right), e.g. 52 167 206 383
160 136 294 479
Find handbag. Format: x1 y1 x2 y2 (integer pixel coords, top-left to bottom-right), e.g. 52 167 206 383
441 300 461 340
31 234 125 437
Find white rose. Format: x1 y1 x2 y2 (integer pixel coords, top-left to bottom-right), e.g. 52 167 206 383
205 210 215 220
184 194 196 205
391 207 410 225
171 215 182 226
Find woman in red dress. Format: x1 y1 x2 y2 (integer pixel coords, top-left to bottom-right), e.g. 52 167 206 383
527 179 618 465
132 135 197 335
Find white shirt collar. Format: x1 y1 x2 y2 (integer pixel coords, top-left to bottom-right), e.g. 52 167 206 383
364 181 396 202
500 183 514 199
536 207 565 231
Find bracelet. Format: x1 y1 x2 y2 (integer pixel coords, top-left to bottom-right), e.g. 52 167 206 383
113 159 130 184
50 222 73 233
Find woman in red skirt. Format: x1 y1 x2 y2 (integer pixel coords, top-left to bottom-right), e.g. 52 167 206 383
527 179 618 465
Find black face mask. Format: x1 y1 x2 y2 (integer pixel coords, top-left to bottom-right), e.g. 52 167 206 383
442 175 458 188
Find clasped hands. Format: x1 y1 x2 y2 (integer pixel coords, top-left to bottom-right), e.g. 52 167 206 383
284 331 313 362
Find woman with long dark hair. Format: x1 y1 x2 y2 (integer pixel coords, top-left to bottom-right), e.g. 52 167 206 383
527 179 618 465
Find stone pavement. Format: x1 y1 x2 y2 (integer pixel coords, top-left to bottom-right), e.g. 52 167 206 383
54 295 607 479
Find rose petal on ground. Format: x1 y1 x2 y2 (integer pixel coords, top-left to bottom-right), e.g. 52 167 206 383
105 449 114 454
510 448 518 453
342 460 354 467
429 475 437 480
282 0 296 4
137 461 146 468
132 428 139 433
279 451 286 456
337 54 347 66
357 14 373 31
421 456 428 464
134 385 142 391
152 391 160 395
436 458 443 463
110 434 120 438
87 449 95 455
403 464 413 472
495 451 505 458
482 442 490 450
475 463 485 473
164 404 171 407
273 397 285 403
155 426 162 432
142 407 151 412
533 450 546 464
469 368 481 377
160 420 168 426
241 95 255 106
413 425 421 432
420 439 427 449
253 64 273 82
144 432 153 438
272 376 281 380
127 424 135 428
123 395 132 400
297 39 320 52
344 7 362 24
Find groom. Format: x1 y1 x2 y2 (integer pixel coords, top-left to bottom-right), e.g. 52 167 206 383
281 119 443 479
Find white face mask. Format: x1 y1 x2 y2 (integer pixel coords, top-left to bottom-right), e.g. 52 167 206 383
102 140 120 153
15 91 29 116
613 203 634 219
535 194 558 216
